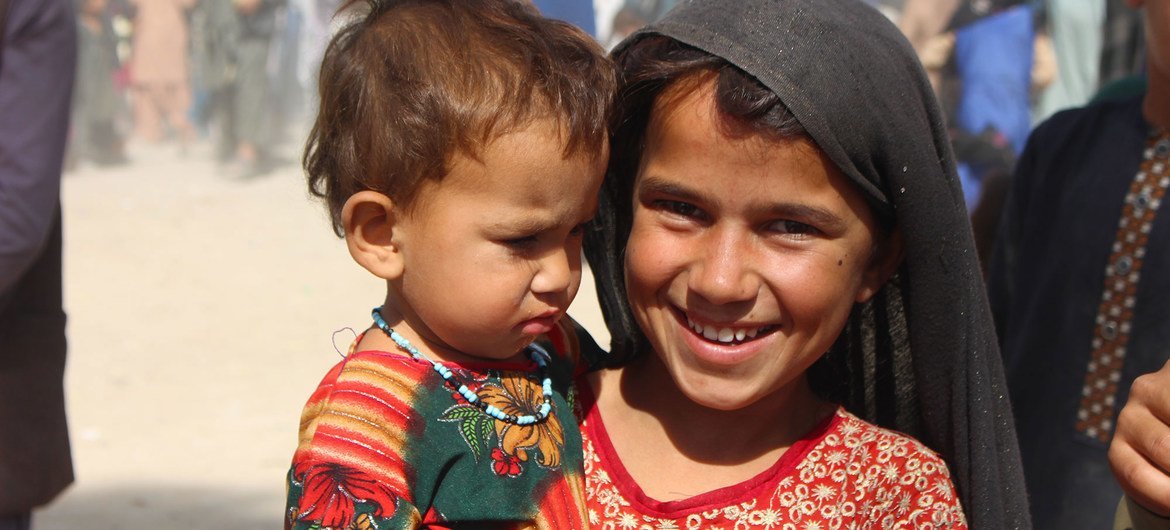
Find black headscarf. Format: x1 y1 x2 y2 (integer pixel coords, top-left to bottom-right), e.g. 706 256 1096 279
583 0 1031 528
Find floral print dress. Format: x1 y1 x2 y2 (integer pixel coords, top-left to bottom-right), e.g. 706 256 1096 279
285 321 589 529
576 387 969 530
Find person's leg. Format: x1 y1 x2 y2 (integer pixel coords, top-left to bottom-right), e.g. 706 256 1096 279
233 40 273 172
163 82 195 148
212 84 238 164
0 512 32 530
133 84 164 142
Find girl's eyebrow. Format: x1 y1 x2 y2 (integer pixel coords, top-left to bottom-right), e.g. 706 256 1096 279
639 176 846 232
636 176 705 204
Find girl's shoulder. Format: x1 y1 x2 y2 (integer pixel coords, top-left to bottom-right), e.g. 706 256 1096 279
823 408 947 461
796 408 967 526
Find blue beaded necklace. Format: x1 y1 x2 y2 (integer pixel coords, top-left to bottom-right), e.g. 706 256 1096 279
371 307 554 425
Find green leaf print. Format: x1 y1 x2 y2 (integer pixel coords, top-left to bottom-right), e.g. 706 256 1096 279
439 405 495 460
462 417 484 459
480 415 494 451
440 406 482 422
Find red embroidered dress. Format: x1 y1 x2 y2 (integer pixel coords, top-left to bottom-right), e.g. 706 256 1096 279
578 389 968 529
285 322 588 529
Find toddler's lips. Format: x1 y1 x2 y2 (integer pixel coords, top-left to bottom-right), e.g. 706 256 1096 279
520 315 558 336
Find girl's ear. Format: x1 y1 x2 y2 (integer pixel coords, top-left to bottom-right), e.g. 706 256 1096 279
856 228 905 303
342 190 406 280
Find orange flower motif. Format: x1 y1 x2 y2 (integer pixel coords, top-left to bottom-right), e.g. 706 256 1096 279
478 373 564 468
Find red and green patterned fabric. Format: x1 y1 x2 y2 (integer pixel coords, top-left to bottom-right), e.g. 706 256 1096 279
285 320 589 529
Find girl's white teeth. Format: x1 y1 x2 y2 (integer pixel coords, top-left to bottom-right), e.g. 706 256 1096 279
686 316 764 344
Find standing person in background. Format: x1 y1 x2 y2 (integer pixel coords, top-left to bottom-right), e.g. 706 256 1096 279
0 0 76 528
202 0 284 177
948 4 1037 272
989 0 1170 527
71 0 127 168
128 0 197 147
293 0 340 118
266 0 301 142
950 4 1035 204
897 0 961 91
1100 0 1148 94
1033 0 1147 125
1032 0 1107 123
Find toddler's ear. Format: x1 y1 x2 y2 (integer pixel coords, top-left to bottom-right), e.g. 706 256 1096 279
342 191 405 280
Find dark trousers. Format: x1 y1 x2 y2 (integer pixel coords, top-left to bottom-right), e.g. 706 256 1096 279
0 512 31 530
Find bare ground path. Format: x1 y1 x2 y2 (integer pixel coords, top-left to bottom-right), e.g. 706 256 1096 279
33 137 608 529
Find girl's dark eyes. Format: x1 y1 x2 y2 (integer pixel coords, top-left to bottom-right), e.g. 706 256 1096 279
767 219 820 236
776 219 814 233
652 199 818 236
654 199 704 219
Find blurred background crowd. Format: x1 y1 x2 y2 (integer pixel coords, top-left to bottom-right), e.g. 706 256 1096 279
66 0 1148 252
69 0 333 176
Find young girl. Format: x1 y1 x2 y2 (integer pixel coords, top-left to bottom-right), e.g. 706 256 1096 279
283 1 613 528
577 0 1030 527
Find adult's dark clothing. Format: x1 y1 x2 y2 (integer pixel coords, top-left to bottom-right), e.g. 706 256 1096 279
585 0 1031 528
0 0 75 515
989 94 1169 530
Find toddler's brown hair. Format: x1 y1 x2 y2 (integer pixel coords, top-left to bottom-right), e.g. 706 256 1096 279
306 0 616 234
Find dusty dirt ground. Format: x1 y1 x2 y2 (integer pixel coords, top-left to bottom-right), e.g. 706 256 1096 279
32 135 610 529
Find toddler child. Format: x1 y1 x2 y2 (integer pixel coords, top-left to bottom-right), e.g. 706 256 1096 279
284 0 614 528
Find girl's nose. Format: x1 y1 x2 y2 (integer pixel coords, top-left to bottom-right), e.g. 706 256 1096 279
688 228 759 306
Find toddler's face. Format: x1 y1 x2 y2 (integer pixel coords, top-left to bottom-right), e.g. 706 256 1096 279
387 119 606 362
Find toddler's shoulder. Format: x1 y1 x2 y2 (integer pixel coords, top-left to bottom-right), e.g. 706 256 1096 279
293 350 433 460
301 350 431 410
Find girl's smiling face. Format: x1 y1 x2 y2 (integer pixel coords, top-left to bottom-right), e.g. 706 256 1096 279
623 77 896 411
